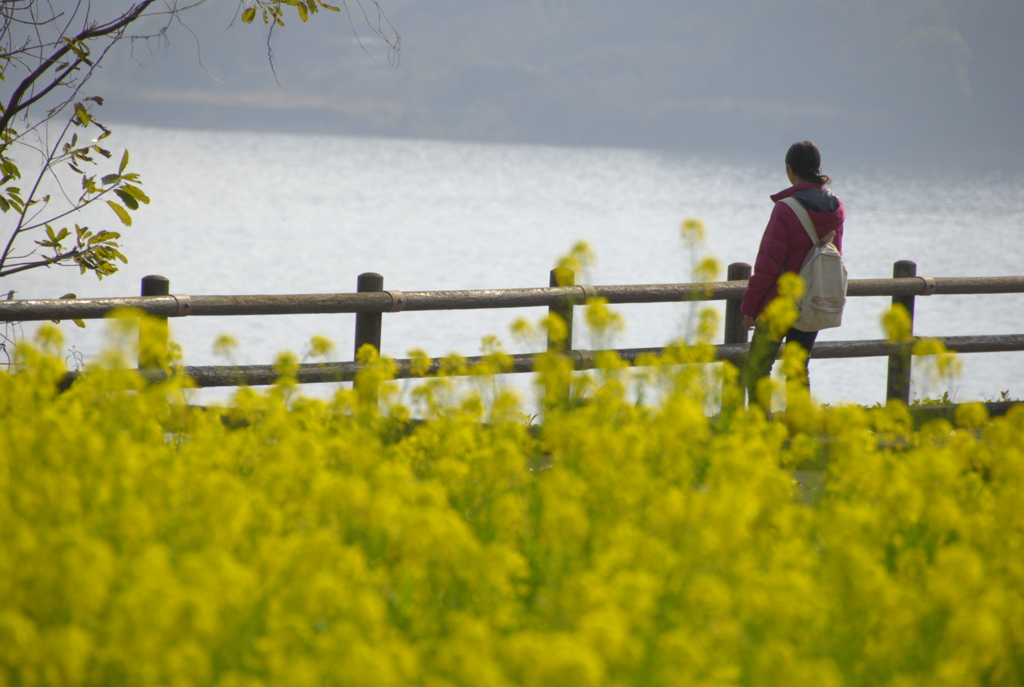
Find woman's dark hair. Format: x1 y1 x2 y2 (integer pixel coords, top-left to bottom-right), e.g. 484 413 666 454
785 141 831 185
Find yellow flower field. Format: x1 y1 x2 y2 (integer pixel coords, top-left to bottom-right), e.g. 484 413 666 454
1 321 1023 686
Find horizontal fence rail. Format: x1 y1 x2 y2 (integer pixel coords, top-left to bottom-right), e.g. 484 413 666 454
66 333 1024 389
68 333 1019 389
6 276 1024 322
8 261 1024 405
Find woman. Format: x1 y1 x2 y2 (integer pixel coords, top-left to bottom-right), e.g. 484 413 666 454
740 141 846 403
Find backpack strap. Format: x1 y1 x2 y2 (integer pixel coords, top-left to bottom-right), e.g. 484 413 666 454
779 196 823 245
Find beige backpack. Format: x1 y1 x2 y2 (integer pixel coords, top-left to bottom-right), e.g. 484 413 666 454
779 196 847 332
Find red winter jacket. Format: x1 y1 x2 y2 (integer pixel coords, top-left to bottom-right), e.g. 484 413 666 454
740 183 846 319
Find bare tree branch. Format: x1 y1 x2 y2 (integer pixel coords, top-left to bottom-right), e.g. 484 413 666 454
0 0 400 288
0 0 158 140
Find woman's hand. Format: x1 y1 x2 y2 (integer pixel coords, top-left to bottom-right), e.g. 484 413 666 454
742 315 756 331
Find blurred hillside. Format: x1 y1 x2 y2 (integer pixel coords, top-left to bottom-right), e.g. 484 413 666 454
84 0 1024 170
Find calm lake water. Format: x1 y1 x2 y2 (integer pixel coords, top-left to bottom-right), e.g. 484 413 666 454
8 124 1024 407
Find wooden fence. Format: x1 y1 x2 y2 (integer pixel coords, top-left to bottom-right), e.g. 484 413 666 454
3 260 1024 404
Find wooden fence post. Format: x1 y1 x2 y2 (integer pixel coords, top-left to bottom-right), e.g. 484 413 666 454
139 275 169 370
724 262 752 406
354 272 384 356
354 272 384 402
544 267 575 409
724 262 751 346
886 260 917 404
548 267 575 353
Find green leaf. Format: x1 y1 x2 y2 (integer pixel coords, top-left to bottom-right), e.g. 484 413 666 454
60 293 77 300
73 319 86 328
91 231 121 243
74 103 92 127
0 158 19 179
101 174 120 185
119 149 129 174
121 184 150 205
106 200 132 226
241 6 256 23
297 2 308 21
114 189 139 210
0 196 9 212
62 38 92 63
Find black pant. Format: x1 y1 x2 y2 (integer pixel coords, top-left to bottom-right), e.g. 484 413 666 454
741 324 818 404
